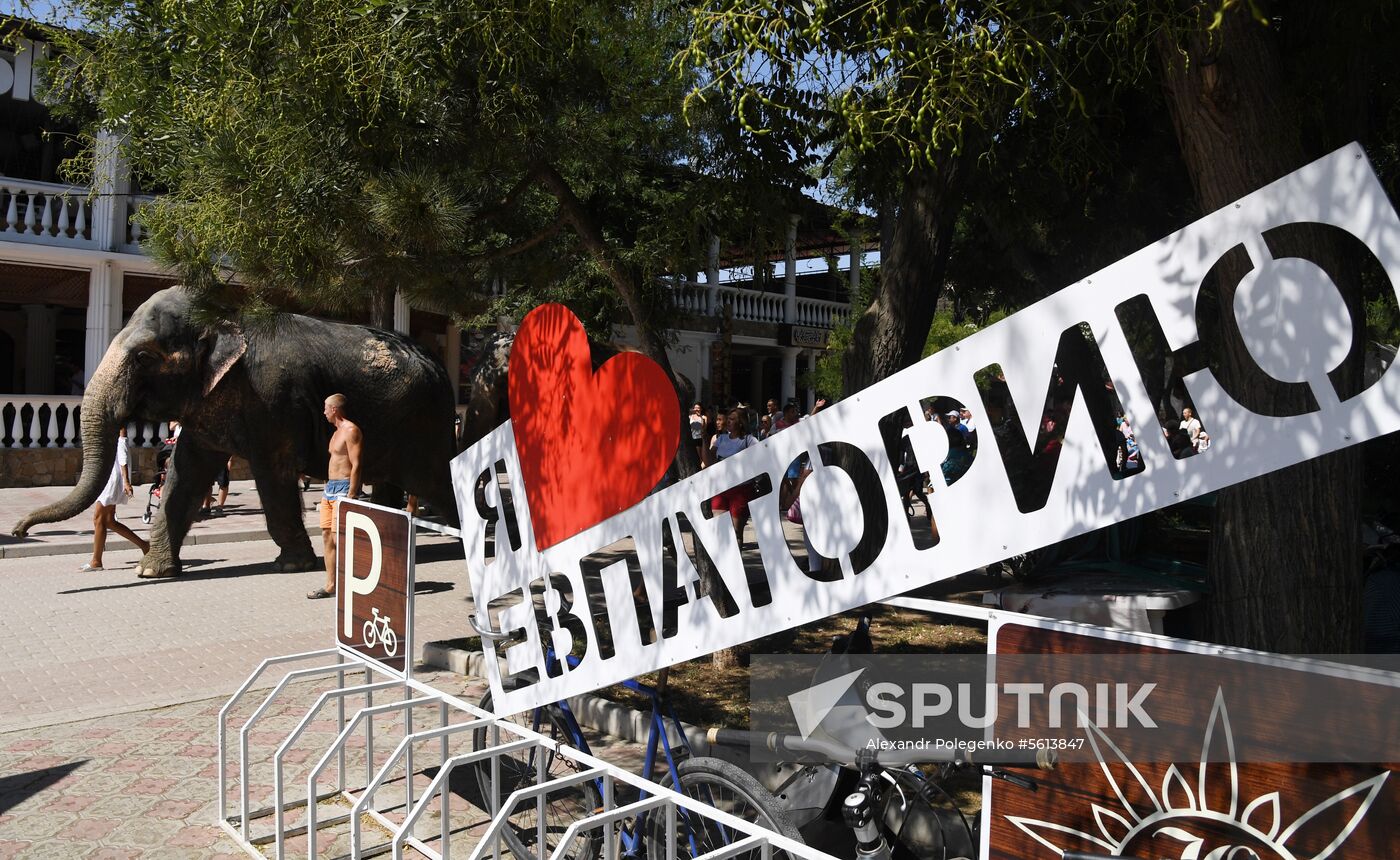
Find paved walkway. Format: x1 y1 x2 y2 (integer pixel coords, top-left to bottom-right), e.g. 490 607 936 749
0 535 477 735
0 480 326 559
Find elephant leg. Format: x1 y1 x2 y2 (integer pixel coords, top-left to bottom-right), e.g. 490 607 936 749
250 451 319 573
140 439 225 578
419 470 461 528
369 481 404 509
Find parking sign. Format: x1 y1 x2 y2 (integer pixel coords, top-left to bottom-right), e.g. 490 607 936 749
335 499 413 676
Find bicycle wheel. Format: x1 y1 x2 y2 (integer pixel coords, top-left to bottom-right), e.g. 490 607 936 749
362 619 377 648
648 757 805 860
472 690 602 860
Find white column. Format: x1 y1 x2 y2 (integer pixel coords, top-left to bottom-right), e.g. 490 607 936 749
393 290 411 334
780 347 799 407
23 304 57 394
849 239 862 294
445 324 461 402
706 235 721 315
784 215 799 324
85 262 121 384
91 130 131 252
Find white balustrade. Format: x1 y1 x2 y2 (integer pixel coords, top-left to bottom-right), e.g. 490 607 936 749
0 179 96 249
125 194 157 249
0 395 169 449
795 296 850 328
667 280 851 329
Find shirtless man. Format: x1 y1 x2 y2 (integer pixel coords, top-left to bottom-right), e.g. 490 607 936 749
308 393 363 599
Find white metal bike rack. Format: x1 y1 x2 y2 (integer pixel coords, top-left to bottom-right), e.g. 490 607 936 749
218 646 834 860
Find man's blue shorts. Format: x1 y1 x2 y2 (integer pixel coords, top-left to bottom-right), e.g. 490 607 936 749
321 478 351 530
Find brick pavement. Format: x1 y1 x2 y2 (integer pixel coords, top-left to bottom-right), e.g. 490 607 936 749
0 667 648 859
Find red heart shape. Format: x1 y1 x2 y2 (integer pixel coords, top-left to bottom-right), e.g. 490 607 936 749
509 304 679 550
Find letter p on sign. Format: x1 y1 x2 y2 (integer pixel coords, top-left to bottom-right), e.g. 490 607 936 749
343 511 382 638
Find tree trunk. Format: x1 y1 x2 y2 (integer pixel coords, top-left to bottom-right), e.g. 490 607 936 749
1155 6 1362 652
838 160 963 574
843 159 963 395
368 284 395 330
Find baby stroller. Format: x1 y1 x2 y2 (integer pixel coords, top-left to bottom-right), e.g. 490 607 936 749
143 433 178 523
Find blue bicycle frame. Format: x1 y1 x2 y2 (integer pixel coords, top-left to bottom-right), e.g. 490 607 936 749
522 647 697 858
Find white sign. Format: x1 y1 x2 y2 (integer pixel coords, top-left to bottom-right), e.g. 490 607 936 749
453 143 1400 715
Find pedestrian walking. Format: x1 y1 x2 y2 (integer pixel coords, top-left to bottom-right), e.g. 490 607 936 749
81 426 149 570
709 408 759 545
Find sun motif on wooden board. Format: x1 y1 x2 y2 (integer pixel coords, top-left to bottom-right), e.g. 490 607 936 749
1007 690 1390 860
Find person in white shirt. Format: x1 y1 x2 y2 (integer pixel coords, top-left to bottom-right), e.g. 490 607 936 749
709 408 759 545
1181 407 1204 451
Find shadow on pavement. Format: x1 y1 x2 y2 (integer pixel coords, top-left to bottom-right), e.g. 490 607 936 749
415 580 456 596
415 541 466 563
0 761 88 814
56 558 305 594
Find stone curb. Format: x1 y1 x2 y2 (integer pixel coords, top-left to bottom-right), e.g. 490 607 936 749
422 641 712 757
0 524 322 558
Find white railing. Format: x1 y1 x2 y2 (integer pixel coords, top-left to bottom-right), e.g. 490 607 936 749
727 285 787 323
0 179 95 250
124 194 157 251
669 281 851 329
795 295 850 328
0 395 169 449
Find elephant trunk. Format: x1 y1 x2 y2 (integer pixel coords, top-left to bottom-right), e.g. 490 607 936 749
12 351 127 536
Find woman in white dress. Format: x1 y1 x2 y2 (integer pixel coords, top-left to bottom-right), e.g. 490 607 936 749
82 426 150 571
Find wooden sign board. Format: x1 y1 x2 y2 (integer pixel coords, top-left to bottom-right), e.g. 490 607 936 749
336 499 414 677
983 615 1400 859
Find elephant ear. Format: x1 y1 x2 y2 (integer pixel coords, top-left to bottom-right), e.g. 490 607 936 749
203 326 248 396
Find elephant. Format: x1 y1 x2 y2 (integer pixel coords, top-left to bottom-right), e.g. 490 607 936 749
14 286 460 578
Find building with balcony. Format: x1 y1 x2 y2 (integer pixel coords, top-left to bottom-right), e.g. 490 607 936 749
0 25 863 485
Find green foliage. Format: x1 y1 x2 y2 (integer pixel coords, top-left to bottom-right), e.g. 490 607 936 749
37 0 799 328
922 306 1008 358
681 0 1237 179
1366 295 1400 349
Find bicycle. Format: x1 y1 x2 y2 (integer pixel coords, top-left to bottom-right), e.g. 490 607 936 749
704 726 1054 860
702 615 1054 860
468 617 800 860
361 607 398 656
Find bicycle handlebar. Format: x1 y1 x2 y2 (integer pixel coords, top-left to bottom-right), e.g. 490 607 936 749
705 728 1057 770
